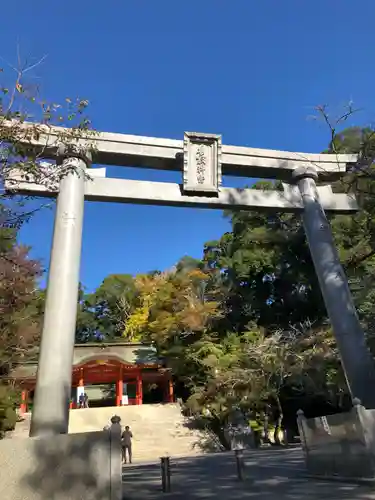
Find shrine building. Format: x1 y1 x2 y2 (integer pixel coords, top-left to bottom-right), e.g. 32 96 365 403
10 342 174 414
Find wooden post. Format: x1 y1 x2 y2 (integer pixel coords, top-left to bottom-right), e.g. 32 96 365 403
168 378 174 403
116 366 123 406
163 375 174 403
20 390 27 414
160 457 171 492
235 449 245 481
136 371 143 405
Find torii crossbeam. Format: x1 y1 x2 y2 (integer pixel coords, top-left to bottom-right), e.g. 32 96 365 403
5 123 375 436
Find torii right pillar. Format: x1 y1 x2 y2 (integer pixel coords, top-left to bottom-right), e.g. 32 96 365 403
293 166 375 408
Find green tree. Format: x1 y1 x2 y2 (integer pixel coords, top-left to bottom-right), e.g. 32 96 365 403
325 125 375 346
76 274 137 342
203 182 327 334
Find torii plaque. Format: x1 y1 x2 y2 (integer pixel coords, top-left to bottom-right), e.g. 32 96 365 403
183 132 222 194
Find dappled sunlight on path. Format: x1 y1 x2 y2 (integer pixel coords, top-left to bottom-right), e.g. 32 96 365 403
122 448 375 499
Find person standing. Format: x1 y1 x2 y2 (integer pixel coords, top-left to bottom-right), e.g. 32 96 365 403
78 393 85 409
121 426 133 464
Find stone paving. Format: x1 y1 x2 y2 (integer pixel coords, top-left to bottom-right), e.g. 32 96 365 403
122 447 375 499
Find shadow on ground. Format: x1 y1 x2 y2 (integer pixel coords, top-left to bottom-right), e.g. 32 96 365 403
182 417 225 453
122 448 375 499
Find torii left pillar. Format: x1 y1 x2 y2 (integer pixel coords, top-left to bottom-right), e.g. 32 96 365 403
30 145 90 437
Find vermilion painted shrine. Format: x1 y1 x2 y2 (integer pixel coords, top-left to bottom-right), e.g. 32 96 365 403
12 343 174 413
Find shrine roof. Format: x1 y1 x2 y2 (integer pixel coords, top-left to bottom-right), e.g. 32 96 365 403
9 342 161 380
73 342 159 366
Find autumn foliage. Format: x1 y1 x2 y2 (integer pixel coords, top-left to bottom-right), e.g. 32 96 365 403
0 244 42 376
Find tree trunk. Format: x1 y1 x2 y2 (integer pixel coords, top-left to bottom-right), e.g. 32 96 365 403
263 411 270 444
274 396 283 446
211 416 231 450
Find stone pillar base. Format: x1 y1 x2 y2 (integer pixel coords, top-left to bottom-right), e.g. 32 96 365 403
0 425 122 500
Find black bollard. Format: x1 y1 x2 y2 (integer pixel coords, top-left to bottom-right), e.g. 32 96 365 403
235 449 245 481
160 456 171 492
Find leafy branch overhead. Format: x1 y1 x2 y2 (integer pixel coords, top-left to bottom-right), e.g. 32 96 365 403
0 55 97 233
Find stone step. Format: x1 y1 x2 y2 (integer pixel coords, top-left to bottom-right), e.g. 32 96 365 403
9 404 219 461
68 404 213 461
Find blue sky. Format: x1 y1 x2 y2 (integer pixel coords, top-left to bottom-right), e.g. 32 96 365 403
1 0 375 292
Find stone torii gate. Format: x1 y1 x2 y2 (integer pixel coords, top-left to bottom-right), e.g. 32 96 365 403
5 126 375 437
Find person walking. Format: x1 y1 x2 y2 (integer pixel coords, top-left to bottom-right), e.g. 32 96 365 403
121 426 133 464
